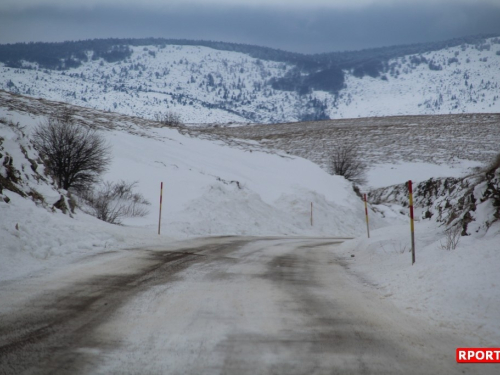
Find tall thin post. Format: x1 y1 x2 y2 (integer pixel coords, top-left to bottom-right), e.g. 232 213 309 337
408 180 415 264
364 193 370 238
310 202 313 226
158 182 163 235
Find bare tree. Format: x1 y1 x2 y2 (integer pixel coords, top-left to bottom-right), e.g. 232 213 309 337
33 118 111 191
154 111 184 127
81 180 150 224
329 142 367 185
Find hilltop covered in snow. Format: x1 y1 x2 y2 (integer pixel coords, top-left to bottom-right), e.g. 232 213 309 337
1 35 500 123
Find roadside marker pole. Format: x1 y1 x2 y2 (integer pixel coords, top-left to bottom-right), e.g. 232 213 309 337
408 180 416 264
310 202 313 226
158 182 163 235
364 194 370 238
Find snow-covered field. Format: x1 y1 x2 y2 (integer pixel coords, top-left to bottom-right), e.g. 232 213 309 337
1 92 499 347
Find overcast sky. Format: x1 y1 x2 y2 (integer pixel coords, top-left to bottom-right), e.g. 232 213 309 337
2 0 500 53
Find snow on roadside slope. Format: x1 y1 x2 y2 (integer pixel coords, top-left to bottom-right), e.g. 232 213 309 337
107 125 379 237
0 193 171 282
334 219 500 346
0 104 385 282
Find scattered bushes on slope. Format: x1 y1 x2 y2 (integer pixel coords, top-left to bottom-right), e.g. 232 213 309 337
2 115 150 226
30 117 151 224
79 180 150 224
154 111 184 128
0 117 75 213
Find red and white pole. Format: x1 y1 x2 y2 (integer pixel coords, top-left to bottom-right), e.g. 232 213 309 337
158 182 163 235
408 180 415 264
364 193 370 238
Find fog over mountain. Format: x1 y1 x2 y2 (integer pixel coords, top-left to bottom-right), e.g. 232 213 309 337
1 0 500 53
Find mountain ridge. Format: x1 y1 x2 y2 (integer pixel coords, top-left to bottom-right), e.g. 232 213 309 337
1 34 500 123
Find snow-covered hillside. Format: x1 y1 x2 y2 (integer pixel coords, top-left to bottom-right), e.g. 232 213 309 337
0 92 383 282
1 45 296 123
1 93 499 347
1 37 500 123
335 40 500 118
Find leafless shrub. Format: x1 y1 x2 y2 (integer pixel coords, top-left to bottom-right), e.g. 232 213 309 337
154 111 184 127
32 118 111 191
329 142 367 185
81 180 150 224
440 225 461 250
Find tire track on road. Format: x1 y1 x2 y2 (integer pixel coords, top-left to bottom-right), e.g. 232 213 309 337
0 240 247 375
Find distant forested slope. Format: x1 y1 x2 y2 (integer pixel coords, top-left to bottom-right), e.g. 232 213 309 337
1 34 498 95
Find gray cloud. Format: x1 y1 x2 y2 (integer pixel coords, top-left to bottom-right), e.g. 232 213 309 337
2 0 499 11
1 2 500 53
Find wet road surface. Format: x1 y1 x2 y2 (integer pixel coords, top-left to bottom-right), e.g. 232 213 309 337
0 237 488 374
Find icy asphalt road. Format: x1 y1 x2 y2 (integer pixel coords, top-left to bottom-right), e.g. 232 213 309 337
0 236 490 374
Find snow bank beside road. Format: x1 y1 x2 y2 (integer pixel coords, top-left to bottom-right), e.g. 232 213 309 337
0 192 176 282
335 221 500 345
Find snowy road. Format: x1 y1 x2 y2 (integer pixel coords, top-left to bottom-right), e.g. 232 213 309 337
0 236 488 374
